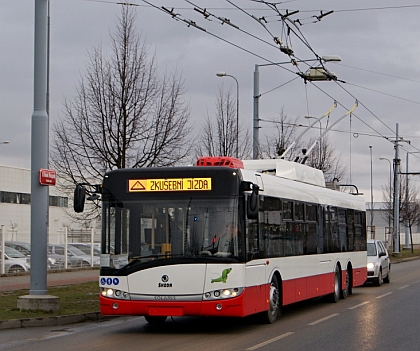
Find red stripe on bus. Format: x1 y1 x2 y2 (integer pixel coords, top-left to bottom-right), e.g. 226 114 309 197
100 267 367 317
100 285 270 317
282 267 367 305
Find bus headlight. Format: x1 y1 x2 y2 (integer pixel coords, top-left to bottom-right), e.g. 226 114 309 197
101 287 130 300
203 287 243 300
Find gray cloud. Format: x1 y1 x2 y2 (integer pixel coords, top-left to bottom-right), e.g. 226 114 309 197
2 0 420 201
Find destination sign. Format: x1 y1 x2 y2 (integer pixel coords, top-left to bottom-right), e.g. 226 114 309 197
128 178 212 192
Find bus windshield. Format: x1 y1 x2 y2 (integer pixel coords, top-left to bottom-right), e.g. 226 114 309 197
102 197 242 267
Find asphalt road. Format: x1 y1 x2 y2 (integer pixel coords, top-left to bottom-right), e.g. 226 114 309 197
1 259 420 351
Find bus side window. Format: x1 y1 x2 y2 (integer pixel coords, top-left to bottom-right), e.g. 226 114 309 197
246 219 259 260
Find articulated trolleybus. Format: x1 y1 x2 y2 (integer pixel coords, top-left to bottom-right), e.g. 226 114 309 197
85 156 366 324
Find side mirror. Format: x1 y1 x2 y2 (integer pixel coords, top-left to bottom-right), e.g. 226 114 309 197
247 184 259 219
74 184 86 213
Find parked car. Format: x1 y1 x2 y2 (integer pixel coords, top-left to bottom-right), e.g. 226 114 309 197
5 241 66 270
0 246 31 273
366 239 391 286
48 243 100 267
69 243 101 256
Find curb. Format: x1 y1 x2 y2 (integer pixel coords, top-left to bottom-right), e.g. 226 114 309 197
391 256 420 264
0 312 117 330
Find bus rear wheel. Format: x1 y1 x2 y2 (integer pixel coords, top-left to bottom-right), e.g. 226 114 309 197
259 275 281 324
145 316 167 324
341 268 350 299
328 267 340 303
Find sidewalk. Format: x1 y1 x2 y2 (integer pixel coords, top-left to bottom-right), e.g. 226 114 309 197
0 268 99 292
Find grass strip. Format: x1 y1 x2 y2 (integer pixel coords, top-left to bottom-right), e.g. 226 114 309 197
0 281 99 321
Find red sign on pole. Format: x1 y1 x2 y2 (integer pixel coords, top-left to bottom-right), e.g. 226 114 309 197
39 169 56 186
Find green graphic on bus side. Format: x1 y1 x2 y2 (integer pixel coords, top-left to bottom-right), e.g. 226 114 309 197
211 268 232 283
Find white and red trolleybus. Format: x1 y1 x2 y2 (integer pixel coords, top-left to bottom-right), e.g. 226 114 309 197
83 156 366 324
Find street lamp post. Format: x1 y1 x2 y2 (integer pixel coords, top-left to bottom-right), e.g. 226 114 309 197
379 157 392 237
253 55 341 159
216 72 239 158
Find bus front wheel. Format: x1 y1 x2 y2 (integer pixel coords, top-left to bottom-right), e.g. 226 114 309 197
259 275 281 324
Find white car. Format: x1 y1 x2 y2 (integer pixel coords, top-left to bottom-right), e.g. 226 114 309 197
48 244 100 267
5 240 66 270
366 239 391 286
69 243 101 256
1 246 31 273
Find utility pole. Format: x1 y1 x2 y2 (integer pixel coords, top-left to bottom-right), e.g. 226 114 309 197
369 145 374 238
253 65 260 159
392 123 401 254
17 0 59 312
405 152 409 249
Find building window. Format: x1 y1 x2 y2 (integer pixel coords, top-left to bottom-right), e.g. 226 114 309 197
1 191 18 203
49 196 68 208
1 191 68 208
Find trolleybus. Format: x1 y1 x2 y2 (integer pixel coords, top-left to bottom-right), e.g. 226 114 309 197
76 156 367 324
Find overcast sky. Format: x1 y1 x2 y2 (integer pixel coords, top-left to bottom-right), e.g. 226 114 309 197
2 0 420 204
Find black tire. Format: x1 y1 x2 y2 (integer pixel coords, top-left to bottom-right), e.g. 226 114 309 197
374 268 382 286
328 267 340 303
145 316 167 324
259 275 281 324
9 265 25 274
341 268 350 299
383 267 391 284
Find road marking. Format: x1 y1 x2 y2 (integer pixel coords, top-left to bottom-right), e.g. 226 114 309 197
308 313 339 326
28 331 72 341
246 332 294 350
398 285 409 290
348 301 370 310
376 292 393 299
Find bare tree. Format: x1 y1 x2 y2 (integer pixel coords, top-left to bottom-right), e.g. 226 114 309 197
303 136 347 182
382 177 420 252
52 7 193 188
260 109 300 159
195 85 251 159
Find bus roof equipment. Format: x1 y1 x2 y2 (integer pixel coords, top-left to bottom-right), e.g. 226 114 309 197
196 156 244 169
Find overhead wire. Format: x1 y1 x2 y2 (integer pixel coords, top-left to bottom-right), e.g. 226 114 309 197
134 0 417 153
345 82 420 106
258 119 394 140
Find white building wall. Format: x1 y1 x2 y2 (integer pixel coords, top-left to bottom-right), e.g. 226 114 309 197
366 204 420 249
0 165 87 244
